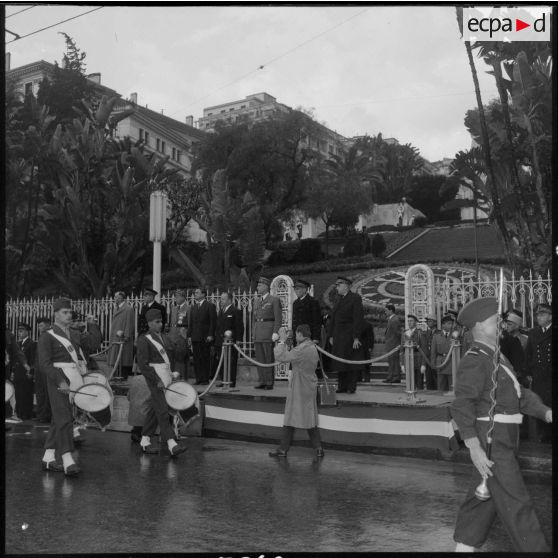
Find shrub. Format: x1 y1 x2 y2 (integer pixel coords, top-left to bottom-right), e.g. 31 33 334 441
371 234 387 257
413 216 428 227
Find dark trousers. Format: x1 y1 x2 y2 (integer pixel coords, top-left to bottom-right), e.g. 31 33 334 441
386 351 400 381
255 341 274 386
192 341 212 383
35 369 52 421
338 369 358 392
412 366 424 390
214 345 239 386
425 366 437 390
141 376 175 443
121 365 133 380
44 379 75 455
13 375 34 419
437 373 451 391
279 425 322 452
454 422 549 551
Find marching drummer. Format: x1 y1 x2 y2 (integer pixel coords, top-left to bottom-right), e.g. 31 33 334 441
37 298 102 476
136 308 187 456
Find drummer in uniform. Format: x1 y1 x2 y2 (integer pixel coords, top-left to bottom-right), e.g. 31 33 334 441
37 298 102 476
136 308 186 456
451 298 552 552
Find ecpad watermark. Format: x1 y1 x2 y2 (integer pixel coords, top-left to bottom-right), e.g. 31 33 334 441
463 6 551 42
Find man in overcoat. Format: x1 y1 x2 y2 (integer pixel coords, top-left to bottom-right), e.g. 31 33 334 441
167 289 190 379
328 276 365 394
37 298 102 476
107 291 135 380
214 292 244 388
188 287 216 385
13 322 36 420
292 279 321 345
431 314 454 392
451 298 552 552
419 315 439 390
382 303 401 383
138 288 167 335
252 277 282 390
525 303 552 442
269 325 323 459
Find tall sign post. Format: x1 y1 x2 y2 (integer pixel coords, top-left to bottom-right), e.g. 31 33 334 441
149 191 168 299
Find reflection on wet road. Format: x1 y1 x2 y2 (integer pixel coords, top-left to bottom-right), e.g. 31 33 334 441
5 427 552 553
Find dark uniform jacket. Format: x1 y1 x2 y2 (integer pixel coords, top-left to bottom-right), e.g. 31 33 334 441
500 332 526 382
430 330 453 375
5 331 28 378
419 326 439 367
292 294 321 343
214 304 244 347
451 341 549 441
525 325 552 406
136 332 176 385
188 300 217 342
37 323 102 386
14 337 36 381
252 294 282 342
384 314 401 351
138 301 167 335
328 291 365 372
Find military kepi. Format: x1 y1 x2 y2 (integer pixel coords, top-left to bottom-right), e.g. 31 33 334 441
258 276 271 286
145 309 162 322
294 279 310 288
457 297 498 329
53 298 72 312
535 303 551 314
336 276 352 285
144 288 158 296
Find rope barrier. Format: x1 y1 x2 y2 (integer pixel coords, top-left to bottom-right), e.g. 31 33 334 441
233 344 282 367
107 343 124 381
198 348 225 398
315 344 401 365
416 342 456 370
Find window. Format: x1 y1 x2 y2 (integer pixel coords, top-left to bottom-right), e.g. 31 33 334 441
241 105 246 109
25 82 33 95
176 151 181 163
229 108 234 111
156 138 160 151
161 141 166 154
220 109 226 114
207 112 213 116
144 131 149 145
172 147 176 160
139 128 144 141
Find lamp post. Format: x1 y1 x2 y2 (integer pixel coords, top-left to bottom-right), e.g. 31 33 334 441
149 190 168 297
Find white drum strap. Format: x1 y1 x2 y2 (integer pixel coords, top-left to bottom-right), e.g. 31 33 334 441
48 329 87 370
146 334 172 368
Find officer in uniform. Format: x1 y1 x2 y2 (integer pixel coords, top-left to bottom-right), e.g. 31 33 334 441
291 279 321 345
399 314 423 389
430 315 454 391
252 277 282 390
451 297 552 552
525 303 552 442
419 315 439 390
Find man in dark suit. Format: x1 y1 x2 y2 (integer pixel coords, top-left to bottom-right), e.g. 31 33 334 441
431 315 454 392
14 322 36 420
5 328 32 423
327 276 365 394
214 292 244 388
292 279 321 345
525 303 552 442
383 303 402 383
34 317 53 423
188 287 216 385
138 288 167 335
419 315 439 389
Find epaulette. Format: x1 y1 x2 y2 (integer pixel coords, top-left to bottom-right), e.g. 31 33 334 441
465 345 490 358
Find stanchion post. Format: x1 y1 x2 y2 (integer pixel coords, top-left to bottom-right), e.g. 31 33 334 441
223 330 232 391
404 334 425 404
449 331 461 396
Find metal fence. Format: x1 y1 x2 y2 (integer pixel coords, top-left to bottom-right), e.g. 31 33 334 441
5 290 260 353
434 270 552 328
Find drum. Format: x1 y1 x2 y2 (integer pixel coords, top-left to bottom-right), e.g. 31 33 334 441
83 371 109 386
5 380 15 403
164 380 198 411
73 383 112 413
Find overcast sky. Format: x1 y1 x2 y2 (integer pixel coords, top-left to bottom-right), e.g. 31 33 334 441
5 4 501 161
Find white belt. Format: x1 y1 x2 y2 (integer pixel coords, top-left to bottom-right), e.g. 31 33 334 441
149 362 172 387
53 362 86 402
477 413 523 424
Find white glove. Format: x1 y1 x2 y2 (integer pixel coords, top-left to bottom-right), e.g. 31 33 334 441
420 365 426 373
271 333 279 342
545 409 552 423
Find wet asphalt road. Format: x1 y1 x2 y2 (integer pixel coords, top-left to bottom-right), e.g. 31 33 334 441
5 424 552 554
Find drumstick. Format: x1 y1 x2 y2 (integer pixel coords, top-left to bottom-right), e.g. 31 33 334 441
58 388 98 397
165 386 188 397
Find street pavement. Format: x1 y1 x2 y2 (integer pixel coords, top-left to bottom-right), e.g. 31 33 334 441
5 423 552 554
